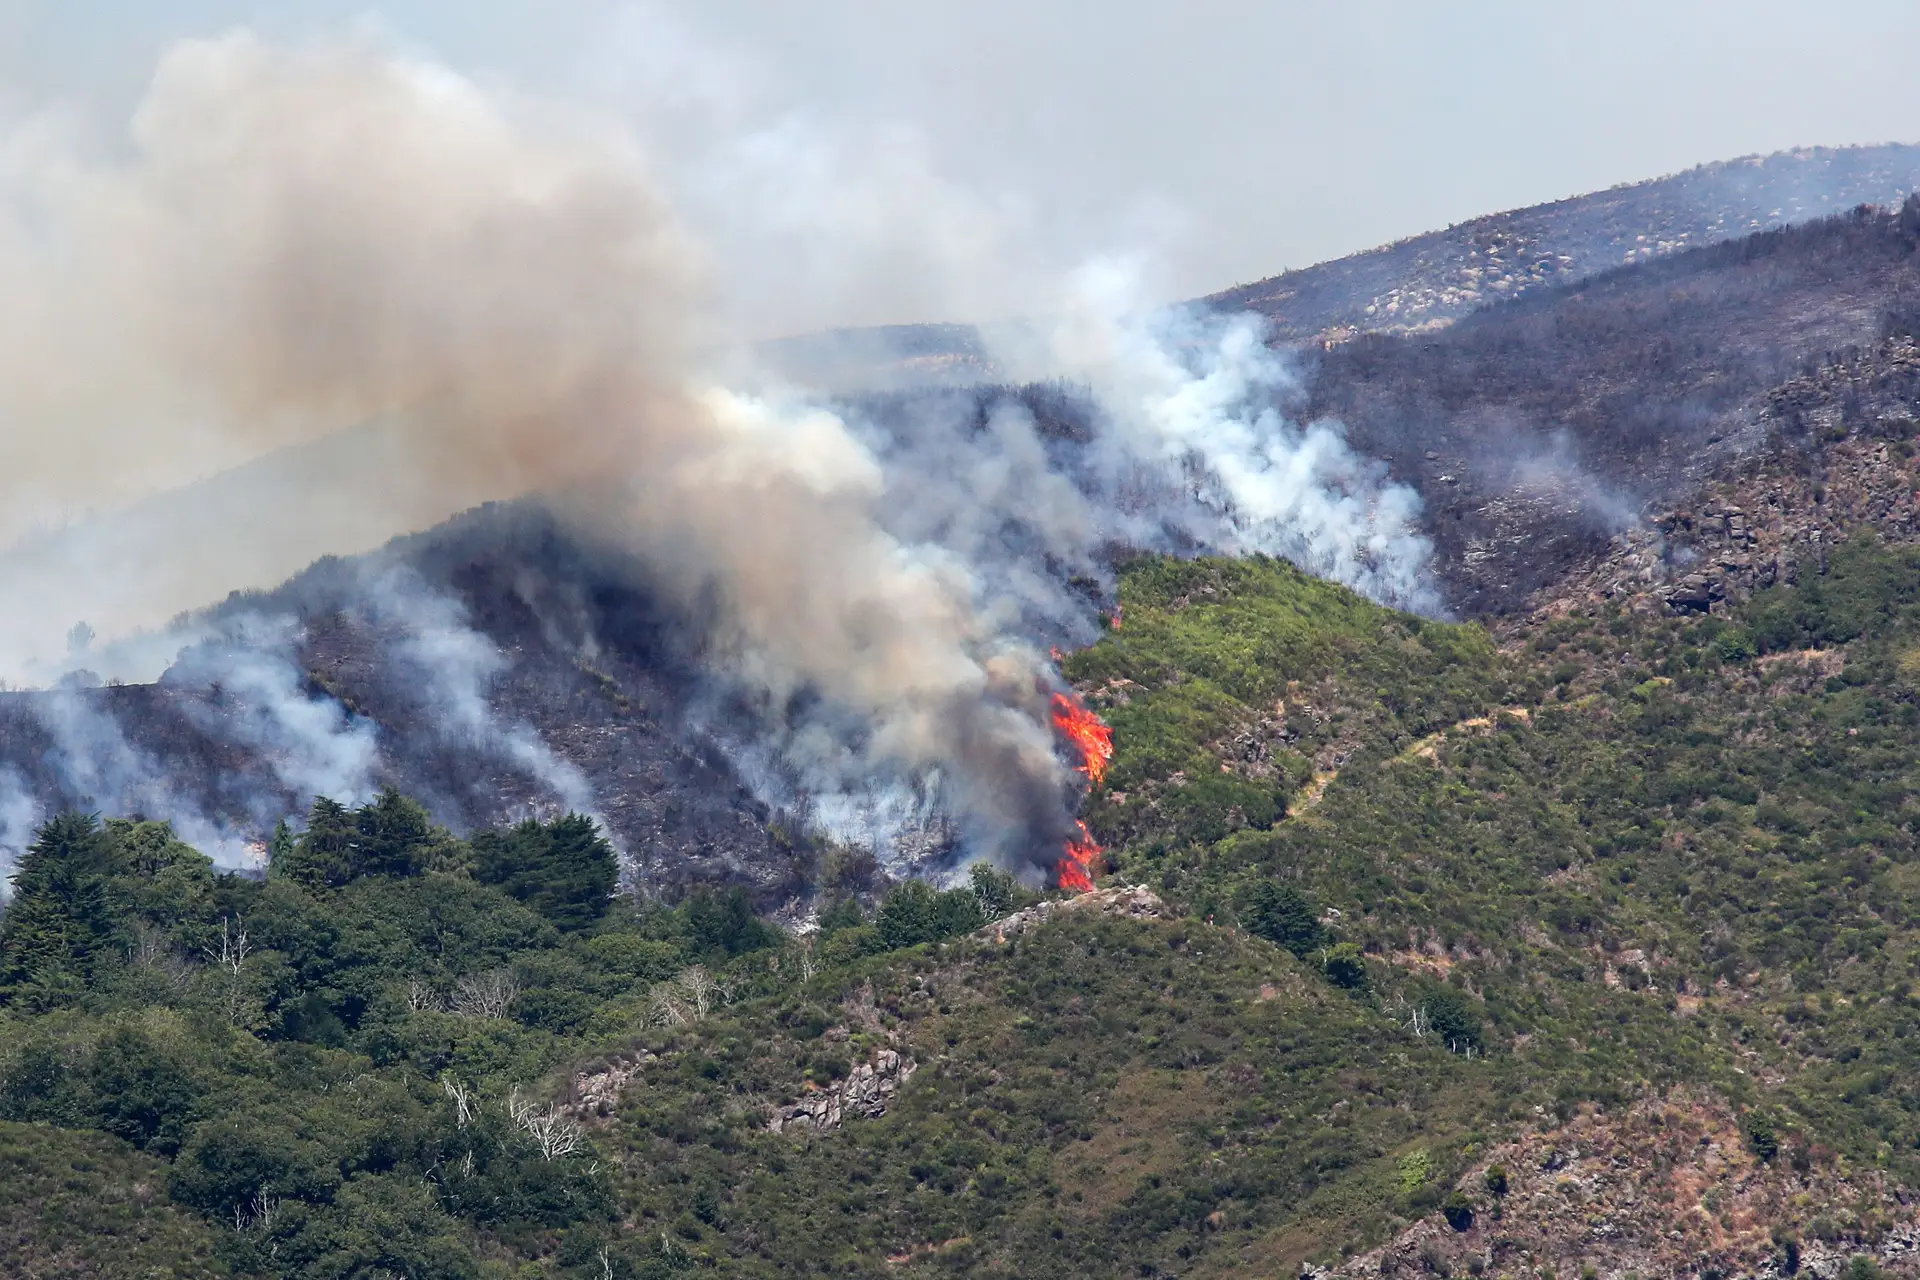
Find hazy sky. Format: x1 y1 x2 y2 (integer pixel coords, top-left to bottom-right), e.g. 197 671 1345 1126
7 0 1920 328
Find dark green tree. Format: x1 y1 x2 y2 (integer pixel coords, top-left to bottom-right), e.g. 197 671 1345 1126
1746 1113 1781 1162
969 862 1021 921
1239 881 1327 958
87 1026 203 1155
279 797 360 889
471 814 618 931
681 885 781 957
354 788 439 879
876 880 984 950
1424 986 1484 1053
267 817 297 870
0 813 123 1005
1321 941 1369 990
816 896 866 935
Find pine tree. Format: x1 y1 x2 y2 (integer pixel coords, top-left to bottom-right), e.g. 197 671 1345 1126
0 812 123 1005
472 814 616 931
354 788 435 879
279 797 359 889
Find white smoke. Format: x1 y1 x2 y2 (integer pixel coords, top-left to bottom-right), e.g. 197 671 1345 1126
358 565 600 823
1009 261 1440 612
166 617 381 814
27 687 251 864
0 768 39 890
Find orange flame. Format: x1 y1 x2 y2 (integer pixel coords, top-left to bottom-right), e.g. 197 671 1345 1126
1057 820 1101 893
1051 692 1113 785
1050 691 1113 892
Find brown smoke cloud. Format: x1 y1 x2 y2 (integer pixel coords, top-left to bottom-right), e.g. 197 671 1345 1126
0 31 1071 864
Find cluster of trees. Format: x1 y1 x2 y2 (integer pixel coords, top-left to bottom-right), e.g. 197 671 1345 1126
0 782 1049 1276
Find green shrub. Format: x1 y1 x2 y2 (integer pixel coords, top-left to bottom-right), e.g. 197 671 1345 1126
876 880 985 949
1240 882 1326 958
1745 1114 1780 1162
1424 988 1484 1054
1323 942 1369 990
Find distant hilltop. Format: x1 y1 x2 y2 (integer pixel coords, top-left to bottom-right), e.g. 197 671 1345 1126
765 143 1920 388
1205 142 1920 341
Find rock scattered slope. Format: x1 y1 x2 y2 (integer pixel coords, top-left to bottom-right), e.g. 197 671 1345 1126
1211 144 1920 342
1331 1095 1920 1279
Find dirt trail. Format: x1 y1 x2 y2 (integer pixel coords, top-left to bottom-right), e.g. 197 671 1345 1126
1287 705 1534 821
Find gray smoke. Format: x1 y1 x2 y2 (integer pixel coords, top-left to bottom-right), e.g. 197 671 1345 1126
28 686 250 864
0 28 1438 878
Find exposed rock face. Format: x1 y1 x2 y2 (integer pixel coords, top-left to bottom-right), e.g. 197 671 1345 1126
566 1048 654 1123
981 883 1171 941
1513 336 1920 626
1332 1094 1920 1279
769 1049 917 1135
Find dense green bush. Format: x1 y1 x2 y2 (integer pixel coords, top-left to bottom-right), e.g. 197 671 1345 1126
1240 881 1327 958
876 879 986 948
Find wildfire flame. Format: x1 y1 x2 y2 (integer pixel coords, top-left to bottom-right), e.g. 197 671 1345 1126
1050 690 1114 892
1058 821 1100 893
1050 692 1113 784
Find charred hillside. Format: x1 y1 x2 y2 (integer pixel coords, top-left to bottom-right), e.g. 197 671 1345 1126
1298 196 1920 614
0 505 813 901
762 144 1920 392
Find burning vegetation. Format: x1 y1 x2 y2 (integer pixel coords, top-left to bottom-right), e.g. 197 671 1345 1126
1051 690 1114 891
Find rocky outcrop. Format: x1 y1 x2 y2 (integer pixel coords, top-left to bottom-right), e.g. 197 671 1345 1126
980 884 1171 942
769 1049 917 1135
565 1048 654 1122
1329 1094 1920 1279
1511 336 1920 628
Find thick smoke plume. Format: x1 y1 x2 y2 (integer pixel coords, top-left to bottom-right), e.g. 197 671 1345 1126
0 30 1436 880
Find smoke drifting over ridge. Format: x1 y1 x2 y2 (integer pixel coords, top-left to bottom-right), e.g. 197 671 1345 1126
0 30 1434 879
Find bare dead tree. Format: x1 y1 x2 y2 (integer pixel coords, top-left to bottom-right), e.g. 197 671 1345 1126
201 915 254 1025
407 979 444 1013
676 965 723 1019
128 921 192 990
796 937 820 982
508 1087 585 1161
441 1077 478 1128
648 984 689 1028
450 968 520 1019
232 1185 280 1235
202 914 251 976
647 965 729 1027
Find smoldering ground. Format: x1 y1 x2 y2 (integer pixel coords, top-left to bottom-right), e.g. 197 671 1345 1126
0 29 1436 882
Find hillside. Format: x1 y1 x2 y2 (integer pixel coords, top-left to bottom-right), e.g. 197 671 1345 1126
1293 196 1920 615
12 356 1920 1273
11 203 1920 893
15 155 1920 1278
